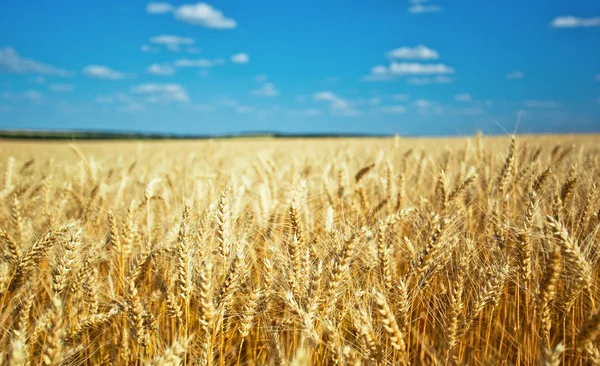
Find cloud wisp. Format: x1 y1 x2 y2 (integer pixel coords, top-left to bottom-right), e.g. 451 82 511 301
149 35 195 51
147 64 176 76
408 0 442 14
550 16 600 28
251 82 279 97
387 45 439 60
365 62 454 81
0 47 71 77
507 71 524 80
131 83 189 102
82 65 129 80
231 53 249 64
314 91 360 116
147 2 237 29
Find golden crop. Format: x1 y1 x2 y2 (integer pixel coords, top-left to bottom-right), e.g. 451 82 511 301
1 134 599 365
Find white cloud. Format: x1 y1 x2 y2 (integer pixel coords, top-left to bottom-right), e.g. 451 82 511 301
407 76 453 85
390 62 454 75
525 100 560 109
454 93 472 102
413 99 444 115
379 105 407 114
371 65 388 75
413 99 434 108
96 93 143 111
32 76 46 84
550 16 600 28
366 62 454 81
150 35 195 51
1 90 43 102
366 44 452 82
596 97 600 104
147 2 174 14
173 3 237 28
231 52 249 64
314 91 360 116
132 83 189 102
254 74 267 82
141 45 159 53
408 4 442 14
595 74 600 82
174 58 216 67
82 65 127 80
49 83 74 92
507 71 524 80
0 47 71 76
387 45 439 60
314 91 337 101
393 94 410 101
364 66 391 81
251 82 279 97
147 63 176 76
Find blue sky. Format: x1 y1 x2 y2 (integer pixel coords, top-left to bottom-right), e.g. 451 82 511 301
0 0 599 136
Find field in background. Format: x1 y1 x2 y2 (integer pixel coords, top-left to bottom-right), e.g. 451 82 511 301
1 134 600 365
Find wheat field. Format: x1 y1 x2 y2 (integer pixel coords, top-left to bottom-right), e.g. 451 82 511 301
1 134 600 365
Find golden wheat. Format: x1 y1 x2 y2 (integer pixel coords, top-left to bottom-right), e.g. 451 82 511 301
0 134 599 365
